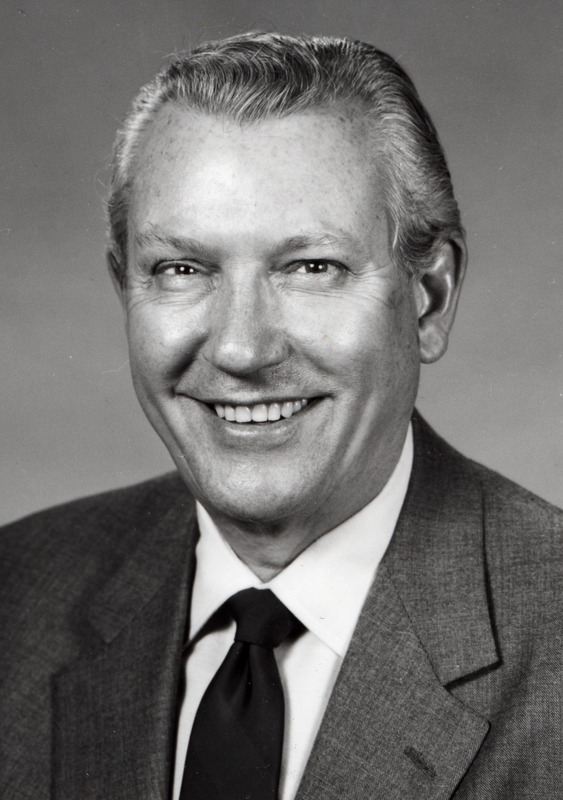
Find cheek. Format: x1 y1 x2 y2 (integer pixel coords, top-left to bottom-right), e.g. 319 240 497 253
288 292 418 379
282 295 368 373
125 303 198 389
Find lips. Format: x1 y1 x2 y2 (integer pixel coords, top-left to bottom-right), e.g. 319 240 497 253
214 398 309 423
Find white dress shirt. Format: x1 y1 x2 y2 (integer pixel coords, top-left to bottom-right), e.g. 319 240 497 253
173 425 413 800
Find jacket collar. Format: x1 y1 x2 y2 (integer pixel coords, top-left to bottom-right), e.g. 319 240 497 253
86 491 198 644
297 412 498 799
52 487 198 800
383 412 499 685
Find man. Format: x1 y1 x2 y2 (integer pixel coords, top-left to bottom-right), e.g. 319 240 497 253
1 31 562 800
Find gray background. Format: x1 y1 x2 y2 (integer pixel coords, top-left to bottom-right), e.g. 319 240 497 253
1 0 561 525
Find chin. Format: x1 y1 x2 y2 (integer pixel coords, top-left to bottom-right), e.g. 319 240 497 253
191 475 311 528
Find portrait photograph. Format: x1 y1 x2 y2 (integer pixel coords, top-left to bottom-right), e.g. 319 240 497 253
1 1 562 798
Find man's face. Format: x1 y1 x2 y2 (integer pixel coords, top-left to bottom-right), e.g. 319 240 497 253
121 105 421 534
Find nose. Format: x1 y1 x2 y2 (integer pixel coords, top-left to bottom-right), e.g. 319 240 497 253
202 271 288 376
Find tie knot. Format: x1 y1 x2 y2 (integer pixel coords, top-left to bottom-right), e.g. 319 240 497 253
228 588 300 648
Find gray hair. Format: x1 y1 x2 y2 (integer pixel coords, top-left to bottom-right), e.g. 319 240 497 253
108 31 463 280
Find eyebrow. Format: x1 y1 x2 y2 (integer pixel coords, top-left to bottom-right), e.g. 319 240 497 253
134 226 357 259
134 228 211 258
269 231 355 257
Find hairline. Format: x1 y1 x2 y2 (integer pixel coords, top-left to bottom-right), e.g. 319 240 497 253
107 33 464 283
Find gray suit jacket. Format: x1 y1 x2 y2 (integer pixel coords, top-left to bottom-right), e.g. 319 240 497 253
1 414 562 799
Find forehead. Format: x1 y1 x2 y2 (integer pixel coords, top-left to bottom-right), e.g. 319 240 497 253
128 103 385 248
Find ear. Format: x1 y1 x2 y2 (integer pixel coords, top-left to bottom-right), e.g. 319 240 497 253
107 250 126 308
412 238 467 364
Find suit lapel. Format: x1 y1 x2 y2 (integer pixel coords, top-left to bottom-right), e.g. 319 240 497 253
297 567 490 800
52 496 198 800
384 413 499 685
298 414 498 800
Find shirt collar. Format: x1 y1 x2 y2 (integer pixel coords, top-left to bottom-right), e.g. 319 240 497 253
190 424 413 657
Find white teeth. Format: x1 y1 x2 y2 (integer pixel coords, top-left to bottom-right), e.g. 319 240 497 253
213 399 310 423
281 401 294 418
267 402 281 421
251 404 268 422
235 406 252 423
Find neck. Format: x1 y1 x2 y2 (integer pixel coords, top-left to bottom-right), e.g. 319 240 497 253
206 475 387 582
204 512 318 581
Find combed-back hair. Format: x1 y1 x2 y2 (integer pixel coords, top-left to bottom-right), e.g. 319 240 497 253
108 31 463 280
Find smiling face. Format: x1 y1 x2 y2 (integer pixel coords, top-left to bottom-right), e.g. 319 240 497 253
119 104 423 542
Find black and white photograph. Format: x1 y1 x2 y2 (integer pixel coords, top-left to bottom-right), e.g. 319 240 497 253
1 1 562 798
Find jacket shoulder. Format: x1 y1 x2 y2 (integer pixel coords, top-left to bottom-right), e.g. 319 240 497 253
414 414 563 642
412 412 563 538
453 446 562 557
1 470 190 540
0 472 193 622
0 473 195 797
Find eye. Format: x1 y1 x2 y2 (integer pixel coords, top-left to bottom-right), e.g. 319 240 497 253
155 261 199 277
152 260 208 291
293 260 344 276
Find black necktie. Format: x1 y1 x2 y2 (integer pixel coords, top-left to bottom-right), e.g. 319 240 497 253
180 588 301 800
